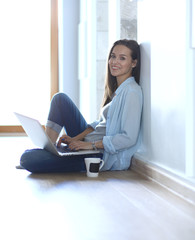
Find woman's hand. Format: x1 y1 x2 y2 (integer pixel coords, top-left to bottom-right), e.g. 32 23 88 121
68 141 93 151
57 134 74 147
57 135 93 150
57 127 94 148
57 135 104 151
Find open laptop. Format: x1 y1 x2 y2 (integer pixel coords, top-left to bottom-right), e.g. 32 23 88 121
14 112 100 156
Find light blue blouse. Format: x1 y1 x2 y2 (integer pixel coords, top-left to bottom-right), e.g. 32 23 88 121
86 77 143 171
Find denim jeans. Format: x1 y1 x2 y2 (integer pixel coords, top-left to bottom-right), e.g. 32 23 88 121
20 93 102 173
47 92 88 136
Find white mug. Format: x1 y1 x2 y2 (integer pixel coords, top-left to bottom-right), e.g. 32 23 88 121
84 158 104 177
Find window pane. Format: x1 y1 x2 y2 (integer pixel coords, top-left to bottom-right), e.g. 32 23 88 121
0 0 51 125
120 0 137 40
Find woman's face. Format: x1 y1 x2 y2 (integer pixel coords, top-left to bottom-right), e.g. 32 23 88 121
109 45 136 85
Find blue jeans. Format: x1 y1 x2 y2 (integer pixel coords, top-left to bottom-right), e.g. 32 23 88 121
20 93 102 173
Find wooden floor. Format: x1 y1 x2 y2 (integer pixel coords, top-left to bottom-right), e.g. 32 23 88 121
0 136 195 240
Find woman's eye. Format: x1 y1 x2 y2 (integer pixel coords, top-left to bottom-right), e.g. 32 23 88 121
110 55 126 60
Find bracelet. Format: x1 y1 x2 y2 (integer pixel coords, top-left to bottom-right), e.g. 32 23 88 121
92 141 97 151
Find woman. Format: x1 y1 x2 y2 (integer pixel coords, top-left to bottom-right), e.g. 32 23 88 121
20 39 143 173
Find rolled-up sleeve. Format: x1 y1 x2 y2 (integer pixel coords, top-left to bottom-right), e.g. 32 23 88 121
87 120 100 130
103 136 116 154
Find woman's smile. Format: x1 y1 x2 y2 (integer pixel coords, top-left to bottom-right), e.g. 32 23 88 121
111 65 120 70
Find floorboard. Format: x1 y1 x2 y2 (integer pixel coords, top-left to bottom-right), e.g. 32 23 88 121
0 136 195 240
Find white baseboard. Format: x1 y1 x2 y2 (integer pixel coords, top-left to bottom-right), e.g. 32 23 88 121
131 155 195 206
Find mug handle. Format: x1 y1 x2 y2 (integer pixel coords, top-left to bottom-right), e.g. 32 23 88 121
99 159 104 170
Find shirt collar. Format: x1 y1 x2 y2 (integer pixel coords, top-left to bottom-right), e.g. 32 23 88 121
115 77 135 95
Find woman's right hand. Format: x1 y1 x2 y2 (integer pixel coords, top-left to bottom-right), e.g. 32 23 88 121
57 134 73 147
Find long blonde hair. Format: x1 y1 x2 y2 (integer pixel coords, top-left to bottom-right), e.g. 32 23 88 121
102 39 141 107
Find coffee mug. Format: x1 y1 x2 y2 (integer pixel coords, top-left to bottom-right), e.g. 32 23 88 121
84 158 104 177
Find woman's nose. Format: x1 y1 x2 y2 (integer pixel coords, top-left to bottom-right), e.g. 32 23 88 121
112 57 118 64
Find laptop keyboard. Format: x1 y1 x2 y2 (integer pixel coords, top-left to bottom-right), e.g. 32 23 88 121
56 145 77 153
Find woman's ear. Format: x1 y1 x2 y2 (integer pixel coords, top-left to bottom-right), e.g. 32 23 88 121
132 59 137 68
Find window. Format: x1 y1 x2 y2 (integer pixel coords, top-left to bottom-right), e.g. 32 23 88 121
0 0 58 132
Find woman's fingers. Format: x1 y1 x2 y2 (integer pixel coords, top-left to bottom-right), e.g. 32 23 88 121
68 141 92 150
57 135 71 147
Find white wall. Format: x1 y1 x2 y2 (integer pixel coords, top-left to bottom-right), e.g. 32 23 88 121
58 0 80 107
136 0 195 178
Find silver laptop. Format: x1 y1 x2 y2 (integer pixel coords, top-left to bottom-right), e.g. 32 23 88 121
14 112 100 156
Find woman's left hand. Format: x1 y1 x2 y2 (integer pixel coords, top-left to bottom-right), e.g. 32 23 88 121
68 141 92 151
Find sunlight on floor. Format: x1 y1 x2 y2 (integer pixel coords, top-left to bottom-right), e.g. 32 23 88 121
0 136 35 169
